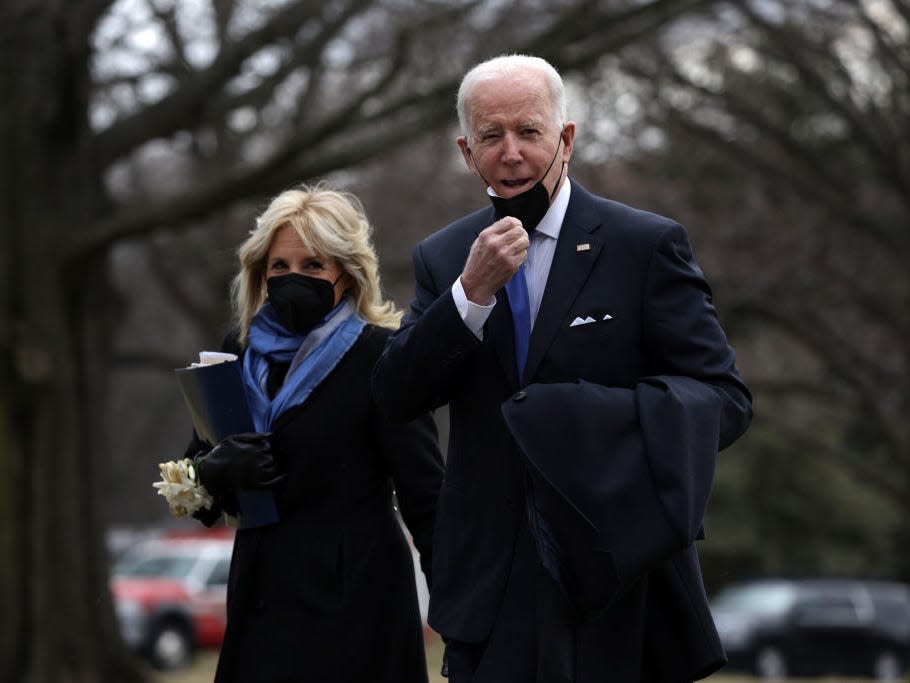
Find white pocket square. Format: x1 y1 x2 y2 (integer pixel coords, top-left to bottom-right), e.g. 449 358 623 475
570 316 597 327
570 313 614 327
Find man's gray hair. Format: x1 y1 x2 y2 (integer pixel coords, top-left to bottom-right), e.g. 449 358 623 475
457 54 567 140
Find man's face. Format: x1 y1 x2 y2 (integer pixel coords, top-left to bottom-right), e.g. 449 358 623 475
457 71 575 199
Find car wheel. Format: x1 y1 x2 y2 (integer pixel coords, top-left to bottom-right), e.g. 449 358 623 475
147 619 194 670
755 646 788 680
873 651 904 681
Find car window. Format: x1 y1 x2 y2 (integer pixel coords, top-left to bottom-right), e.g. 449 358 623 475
712 583 796 616
869 589 910 631
793 593 860 625
115 553 197 579
206 558 231 588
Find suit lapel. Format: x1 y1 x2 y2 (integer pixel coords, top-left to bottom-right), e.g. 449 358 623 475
523 185 604 383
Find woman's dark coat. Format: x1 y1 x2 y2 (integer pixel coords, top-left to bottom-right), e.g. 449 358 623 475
194 325 443 683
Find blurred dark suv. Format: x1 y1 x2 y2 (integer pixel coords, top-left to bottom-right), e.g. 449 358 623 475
711 578 910 680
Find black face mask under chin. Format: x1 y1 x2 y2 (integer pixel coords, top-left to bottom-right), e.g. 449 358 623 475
266 272 341 335
470 130 565 234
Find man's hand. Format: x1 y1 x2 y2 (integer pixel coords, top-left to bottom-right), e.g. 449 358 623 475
460 217 528 304
195 432 285 499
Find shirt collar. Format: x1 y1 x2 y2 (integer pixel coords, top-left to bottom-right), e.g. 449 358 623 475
536 179 571 240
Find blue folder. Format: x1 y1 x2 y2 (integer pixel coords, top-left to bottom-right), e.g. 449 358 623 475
175 359 279 528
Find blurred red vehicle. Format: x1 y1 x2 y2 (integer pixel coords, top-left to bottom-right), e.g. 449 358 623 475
110 528 234 670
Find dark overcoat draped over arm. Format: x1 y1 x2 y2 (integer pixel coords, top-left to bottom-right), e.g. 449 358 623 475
501 374 745 615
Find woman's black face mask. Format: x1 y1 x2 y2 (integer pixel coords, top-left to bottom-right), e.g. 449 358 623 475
266 272 340 335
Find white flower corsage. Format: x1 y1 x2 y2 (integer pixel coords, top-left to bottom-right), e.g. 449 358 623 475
153 458 214 519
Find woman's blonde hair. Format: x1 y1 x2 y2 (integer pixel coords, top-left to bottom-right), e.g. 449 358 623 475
232 183 401 344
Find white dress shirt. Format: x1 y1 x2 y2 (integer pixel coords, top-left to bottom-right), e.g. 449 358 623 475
453 180 572 339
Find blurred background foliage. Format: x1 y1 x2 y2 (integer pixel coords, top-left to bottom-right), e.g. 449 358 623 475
1 0 908 679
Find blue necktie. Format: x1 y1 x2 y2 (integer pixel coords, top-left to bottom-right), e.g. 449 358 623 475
505 264 531 380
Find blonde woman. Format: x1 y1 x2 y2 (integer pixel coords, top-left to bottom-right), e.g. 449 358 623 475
189 184 443 683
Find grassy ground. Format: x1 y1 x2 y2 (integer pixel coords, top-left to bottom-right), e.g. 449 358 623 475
151 633 879 683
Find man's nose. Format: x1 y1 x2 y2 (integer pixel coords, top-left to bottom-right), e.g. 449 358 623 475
500 133 523 163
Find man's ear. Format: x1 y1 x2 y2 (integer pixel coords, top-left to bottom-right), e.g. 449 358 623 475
560 122 576 163
456 136 478 175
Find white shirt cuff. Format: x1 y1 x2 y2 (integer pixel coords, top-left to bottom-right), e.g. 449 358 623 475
452 276 495 339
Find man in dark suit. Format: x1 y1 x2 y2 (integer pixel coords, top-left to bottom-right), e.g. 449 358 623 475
372 54 752 682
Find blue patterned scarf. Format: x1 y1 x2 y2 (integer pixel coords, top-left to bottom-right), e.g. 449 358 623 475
243 298 365 431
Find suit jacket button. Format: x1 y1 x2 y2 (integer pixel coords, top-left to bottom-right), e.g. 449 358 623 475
513 390 528 402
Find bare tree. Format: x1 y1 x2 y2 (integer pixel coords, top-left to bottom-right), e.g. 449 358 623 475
604 0 910 573
0 0 720 679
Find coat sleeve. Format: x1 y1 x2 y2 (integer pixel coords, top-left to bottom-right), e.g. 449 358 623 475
372 241 482 423
373 406 444 586
640 222 752 449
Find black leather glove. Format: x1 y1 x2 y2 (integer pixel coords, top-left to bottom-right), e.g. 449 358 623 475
195 432 285 499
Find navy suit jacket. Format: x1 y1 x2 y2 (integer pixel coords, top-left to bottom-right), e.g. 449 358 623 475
373 179 752 680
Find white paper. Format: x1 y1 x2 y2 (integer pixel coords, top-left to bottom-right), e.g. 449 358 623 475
190 351 239 367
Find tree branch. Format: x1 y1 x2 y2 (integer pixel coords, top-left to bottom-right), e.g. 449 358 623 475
817 257 910 343
738 299 906 457
738 1 910 205
76 0 120 45
771 420 908 504
147 0 191 77
531 0 721 69
72 92 455 258
643 97 907 257
94 0 351 165
890 0 910 33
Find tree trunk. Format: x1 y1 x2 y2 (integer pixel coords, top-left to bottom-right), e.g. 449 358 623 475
0 5 143 681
